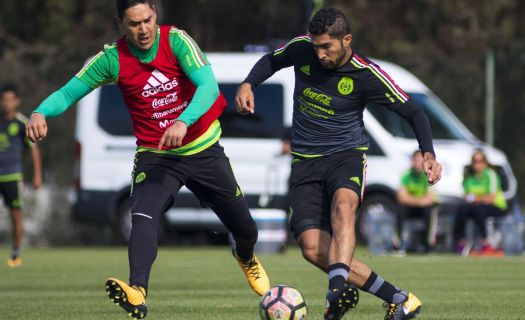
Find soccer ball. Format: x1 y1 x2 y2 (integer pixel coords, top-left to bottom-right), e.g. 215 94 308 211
259 285 308 320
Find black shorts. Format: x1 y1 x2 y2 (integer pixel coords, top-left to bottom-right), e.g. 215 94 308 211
0 180 22 209
131 142 243 208
289 149 367 238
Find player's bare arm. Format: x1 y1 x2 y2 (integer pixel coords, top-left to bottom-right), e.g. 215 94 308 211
30 145 43 189
26 113 48 143
235 82 255 115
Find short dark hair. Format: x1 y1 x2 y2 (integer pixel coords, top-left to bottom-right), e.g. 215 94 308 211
0 84 19 97
308 8 350 39
116 0 155 19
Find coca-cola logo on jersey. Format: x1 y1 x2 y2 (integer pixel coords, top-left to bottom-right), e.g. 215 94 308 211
152 92 178 109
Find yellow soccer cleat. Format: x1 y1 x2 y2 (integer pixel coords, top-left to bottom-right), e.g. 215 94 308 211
384 292 422 320
7 257 23 267
105 277 147 319
233 252 270 296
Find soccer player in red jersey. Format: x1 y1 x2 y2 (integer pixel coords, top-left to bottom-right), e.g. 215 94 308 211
26 1 269 318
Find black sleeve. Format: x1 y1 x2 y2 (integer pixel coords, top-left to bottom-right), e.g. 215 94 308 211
391 100 435 155
362 65 435 155
243 53 280 87
244 36 308 87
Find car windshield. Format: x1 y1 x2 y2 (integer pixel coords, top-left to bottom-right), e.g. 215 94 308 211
218 83 284 138
366 92 472 140
96 83 285 138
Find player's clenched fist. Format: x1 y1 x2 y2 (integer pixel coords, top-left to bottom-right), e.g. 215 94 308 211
235 83 255 115
26 113 48 143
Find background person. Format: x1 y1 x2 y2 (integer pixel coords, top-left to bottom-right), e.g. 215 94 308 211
397 150 437 253
454 149 506 256
0 84 43 267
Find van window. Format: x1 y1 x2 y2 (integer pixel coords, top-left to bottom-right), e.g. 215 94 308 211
97 85 134 136
96 83 285 138
366 92 469 140
218 83 284 138
365 129 385 156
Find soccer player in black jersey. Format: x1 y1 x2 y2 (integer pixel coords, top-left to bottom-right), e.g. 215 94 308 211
236 8 441 320
0 85 42 267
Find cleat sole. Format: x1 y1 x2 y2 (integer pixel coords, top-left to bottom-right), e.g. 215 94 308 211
105 279 148 319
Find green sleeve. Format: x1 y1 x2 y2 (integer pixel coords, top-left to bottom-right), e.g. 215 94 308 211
33 77 92 118
169 27 209 76
400 171 409 187
167 27 217 126
177 65 219 126
75 44 120 89
462 177 470 194
486 169 499 194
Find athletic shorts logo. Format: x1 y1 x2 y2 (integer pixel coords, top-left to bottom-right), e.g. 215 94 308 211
338 77 354 95
142 69 178 97
135 172 147 184
8 123 19 136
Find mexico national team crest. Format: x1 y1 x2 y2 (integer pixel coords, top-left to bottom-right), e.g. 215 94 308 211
337 77 354 95
8 123 19 136
135 172 147 184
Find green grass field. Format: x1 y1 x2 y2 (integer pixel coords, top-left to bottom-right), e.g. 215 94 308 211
0 247 523 319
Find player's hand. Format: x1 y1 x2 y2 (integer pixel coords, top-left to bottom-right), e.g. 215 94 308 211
33 174 43 189
422 152 442 185
26 113 48 143
158 120 187 149
235 82 255 115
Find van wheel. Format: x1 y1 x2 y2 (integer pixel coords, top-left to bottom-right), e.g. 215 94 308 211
357 193 398 245
113 198 168 245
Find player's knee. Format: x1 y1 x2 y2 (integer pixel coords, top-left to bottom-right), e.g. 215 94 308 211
332 201 357 222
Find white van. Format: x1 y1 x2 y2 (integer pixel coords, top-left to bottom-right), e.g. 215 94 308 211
73 52 516 245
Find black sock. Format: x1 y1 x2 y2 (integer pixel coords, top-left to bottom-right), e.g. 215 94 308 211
361 272 407 304
328 263 350 292
235 246 254 261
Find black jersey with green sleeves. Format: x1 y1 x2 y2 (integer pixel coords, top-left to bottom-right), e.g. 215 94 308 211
0 113 30 177
244 35 434 157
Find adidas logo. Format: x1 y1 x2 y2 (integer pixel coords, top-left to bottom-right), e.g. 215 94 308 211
142 69 178 97
235 186 243 197
350 176 360 186
300 65 310 76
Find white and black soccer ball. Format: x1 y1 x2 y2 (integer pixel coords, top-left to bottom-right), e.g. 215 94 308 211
259 285 308 320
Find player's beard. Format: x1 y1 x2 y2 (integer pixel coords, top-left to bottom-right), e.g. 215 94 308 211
321 44 347 70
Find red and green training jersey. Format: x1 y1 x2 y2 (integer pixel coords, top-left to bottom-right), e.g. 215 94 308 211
75 25 226 155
